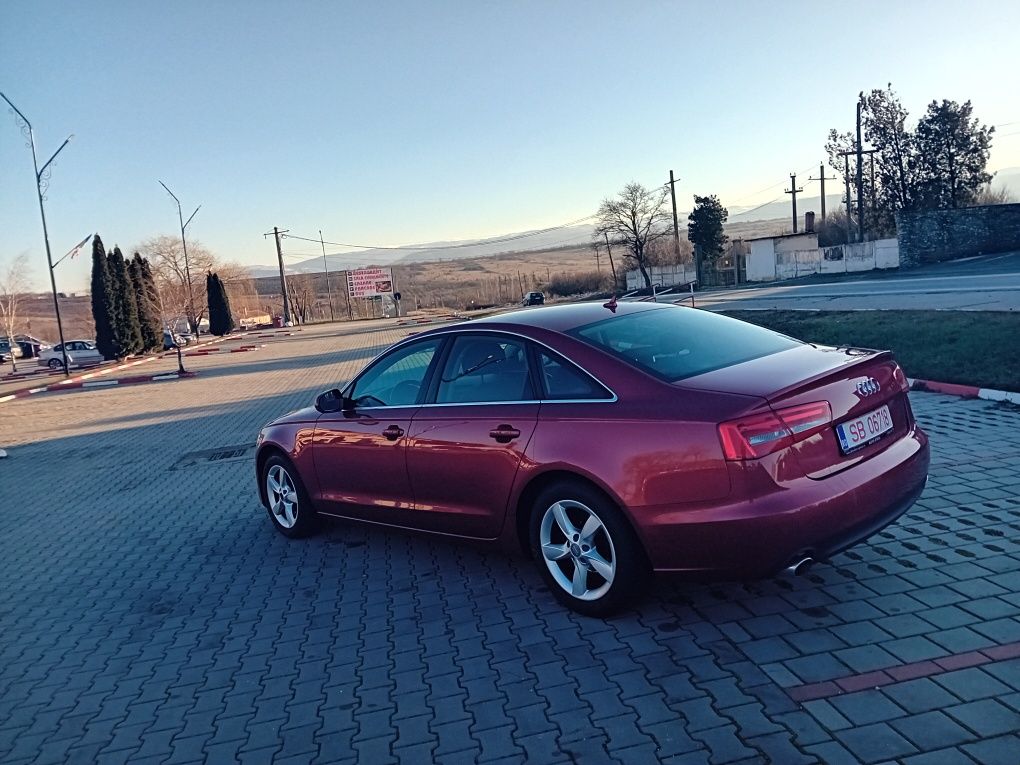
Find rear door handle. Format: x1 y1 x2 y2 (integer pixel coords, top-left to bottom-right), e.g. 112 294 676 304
382 425 404 441
489 424 521 443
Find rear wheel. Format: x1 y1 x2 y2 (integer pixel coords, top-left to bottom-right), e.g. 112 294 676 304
262 455 320 538
48 358 62 369
529 480 648 617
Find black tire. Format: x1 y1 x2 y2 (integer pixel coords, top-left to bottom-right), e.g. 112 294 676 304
261 454 321 538
528 479 649 617
48 358 62 369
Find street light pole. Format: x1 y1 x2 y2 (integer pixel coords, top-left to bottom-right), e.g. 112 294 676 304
158 181 200 337
1 91 73 376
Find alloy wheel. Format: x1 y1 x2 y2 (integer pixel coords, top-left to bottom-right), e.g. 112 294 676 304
266 464 299 528
539 499 617 601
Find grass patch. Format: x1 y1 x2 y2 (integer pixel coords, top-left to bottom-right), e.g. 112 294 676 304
720 310 1020 392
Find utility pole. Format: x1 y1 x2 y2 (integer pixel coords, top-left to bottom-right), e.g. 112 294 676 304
2 91 73 376
594 245 601 273
842 154 854 244
318 230 335 322
263 227 292 325
603 232 618 288
784 173 805 233
667 170 682 262
856 95 865 242
809 163 837 221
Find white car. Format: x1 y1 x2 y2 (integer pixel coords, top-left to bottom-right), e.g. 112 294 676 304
37 340 104 370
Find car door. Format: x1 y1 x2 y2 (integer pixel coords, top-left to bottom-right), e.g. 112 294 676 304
311 336 444 522
405 333 540 539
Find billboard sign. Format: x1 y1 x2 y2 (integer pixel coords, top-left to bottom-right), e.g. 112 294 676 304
346 267 394 298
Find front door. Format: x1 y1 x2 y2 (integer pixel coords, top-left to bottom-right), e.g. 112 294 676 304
406 334 539 538
312 337 443 521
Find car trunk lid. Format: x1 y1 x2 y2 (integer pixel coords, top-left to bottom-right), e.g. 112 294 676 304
680 344 912 478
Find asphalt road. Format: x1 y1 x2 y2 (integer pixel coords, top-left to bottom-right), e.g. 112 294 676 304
694 252 1020 312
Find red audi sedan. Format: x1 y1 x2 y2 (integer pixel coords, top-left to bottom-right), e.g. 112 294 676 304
256 302 929 616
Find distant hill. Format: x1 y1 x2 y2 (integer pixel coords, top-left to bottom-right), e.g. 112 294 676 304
249 173 1019 279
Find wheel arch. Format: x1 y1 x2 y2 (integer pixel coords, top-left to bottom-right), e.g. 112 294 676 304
512 468 641 558
255 443 293 506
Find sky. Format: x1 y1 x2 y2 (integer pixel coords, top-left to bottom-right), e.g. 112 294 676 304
3 0 1020 291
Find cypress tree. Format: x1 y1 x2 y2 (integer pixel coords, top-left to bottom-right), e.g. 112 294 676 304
130 253 162 351
207 272 234 336
90 235 117 359
108 247 143 356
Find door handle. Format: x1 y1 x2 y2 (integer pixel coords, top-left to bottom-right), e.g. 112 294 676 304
382 425 404 441
488 424 521 443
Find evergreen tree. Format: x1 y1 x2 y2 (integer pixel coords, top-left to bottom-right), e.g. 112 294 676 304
90 235 117 359
107 247 143 356
207 272 234 336
687 195 729 265
130 253 162 351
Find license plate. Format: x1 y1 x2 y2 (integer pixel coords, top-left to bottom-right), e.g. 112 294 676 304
835 404 893 454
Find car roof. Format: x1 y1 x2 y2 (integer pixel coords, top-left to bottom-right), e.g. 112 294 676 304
468 300 666 333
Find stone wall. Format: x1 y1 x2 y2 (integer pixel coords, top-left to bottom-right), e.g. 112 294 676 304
896 204 1020 267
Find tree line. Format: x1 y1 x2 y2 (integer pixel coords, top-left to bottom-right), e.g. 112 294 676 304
593 183 728 288
825 84 996 239
90 234 163 359
90 234 238 359
594 84 999 285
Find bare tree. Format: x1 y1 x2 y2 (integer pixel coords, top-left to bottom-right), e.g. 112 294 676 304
138 235 215 332
0 254 32 372
137 236 249 332
594 182 672 288
971 183 1016 206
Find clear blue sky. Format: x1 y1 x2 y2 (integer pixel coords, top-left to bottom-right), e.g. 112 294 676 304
3 0 1020 290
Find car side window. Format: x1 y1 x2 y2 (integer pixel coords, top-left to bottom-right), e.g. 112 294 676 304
435 335 535 404
535 347 613 400
348 338 441 408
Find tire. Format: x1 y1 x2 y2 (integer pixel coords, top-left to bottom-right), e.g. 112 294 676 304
261 454 321 538
48 358 62 369
529 480 649 617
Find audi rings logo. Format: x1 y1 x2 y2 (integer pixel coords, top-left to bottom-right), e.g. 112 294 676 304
856 377 881 397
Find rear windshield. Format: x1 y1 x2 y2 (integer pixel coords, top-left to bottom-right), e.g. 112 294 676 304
570 307 801 381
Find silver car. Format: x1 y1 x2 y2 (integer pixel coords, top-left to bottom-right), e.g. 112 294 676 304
37 340 104 370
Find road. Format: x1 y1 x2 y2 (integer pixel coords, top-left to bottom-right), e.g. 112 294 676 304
693 252 1020 311
2 321 1020 763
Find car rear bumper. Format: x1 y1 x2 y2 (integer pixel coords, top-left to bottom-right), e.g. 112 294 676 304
635 426 930 576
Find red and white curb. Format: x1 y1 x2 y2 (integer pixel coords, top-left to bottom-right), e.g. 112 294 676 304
0 371 198 403
908 378 1020 405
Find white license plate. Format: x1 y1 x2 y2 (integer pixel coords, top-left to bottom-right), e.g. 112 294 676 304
835 404 893 454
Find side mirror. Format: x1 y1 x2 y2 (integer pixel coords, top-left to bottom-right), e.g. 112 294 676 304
314 388 344 413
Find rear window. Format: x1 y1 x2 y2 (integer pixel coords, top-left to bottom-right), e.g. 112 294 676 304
570 307 801 381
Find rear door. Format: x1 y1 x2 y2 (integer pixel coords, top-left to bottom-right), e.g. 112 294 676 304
405 333 539 538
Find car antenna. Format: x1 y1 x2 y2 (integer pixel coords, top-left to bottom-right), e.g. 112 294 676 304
602 295 618 313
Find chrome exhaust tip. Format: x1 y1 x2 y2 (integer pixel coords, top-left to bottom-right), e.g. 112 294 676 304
783 557 815 577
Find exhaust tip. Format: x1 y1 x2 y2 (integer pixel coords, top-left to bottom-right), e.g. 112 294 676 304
783 557 815 577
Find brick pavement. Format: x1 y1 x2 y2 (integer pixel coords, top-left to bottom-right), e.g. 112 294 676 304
1 320 1019 764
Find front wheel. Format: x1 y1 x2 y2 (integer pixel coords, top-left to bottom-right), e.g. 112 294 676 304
529 480 649 617
262 455 320 538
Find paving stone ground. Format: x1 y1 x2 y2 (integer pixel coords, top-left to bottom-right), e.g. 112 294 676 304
1 320 1019 764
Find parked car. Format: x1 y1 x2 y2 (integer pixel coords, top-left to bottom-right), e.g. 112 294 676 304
37 340 104 369
0 337 24 359
522 291 545 306
14 335 49 358
255 302 929 616
163 330 187 350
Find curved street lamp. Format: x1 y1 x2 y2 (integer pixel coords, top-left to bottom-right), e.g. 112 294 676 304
158 180 201 338
1 90 73 376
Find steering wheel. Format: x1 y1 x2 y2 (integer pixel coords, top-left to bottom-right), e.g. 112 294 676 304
390 379 421 405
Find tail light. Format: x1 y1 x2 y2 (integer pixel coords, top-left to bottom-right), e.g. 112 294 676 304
892 363 910 392
718 402 832 461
